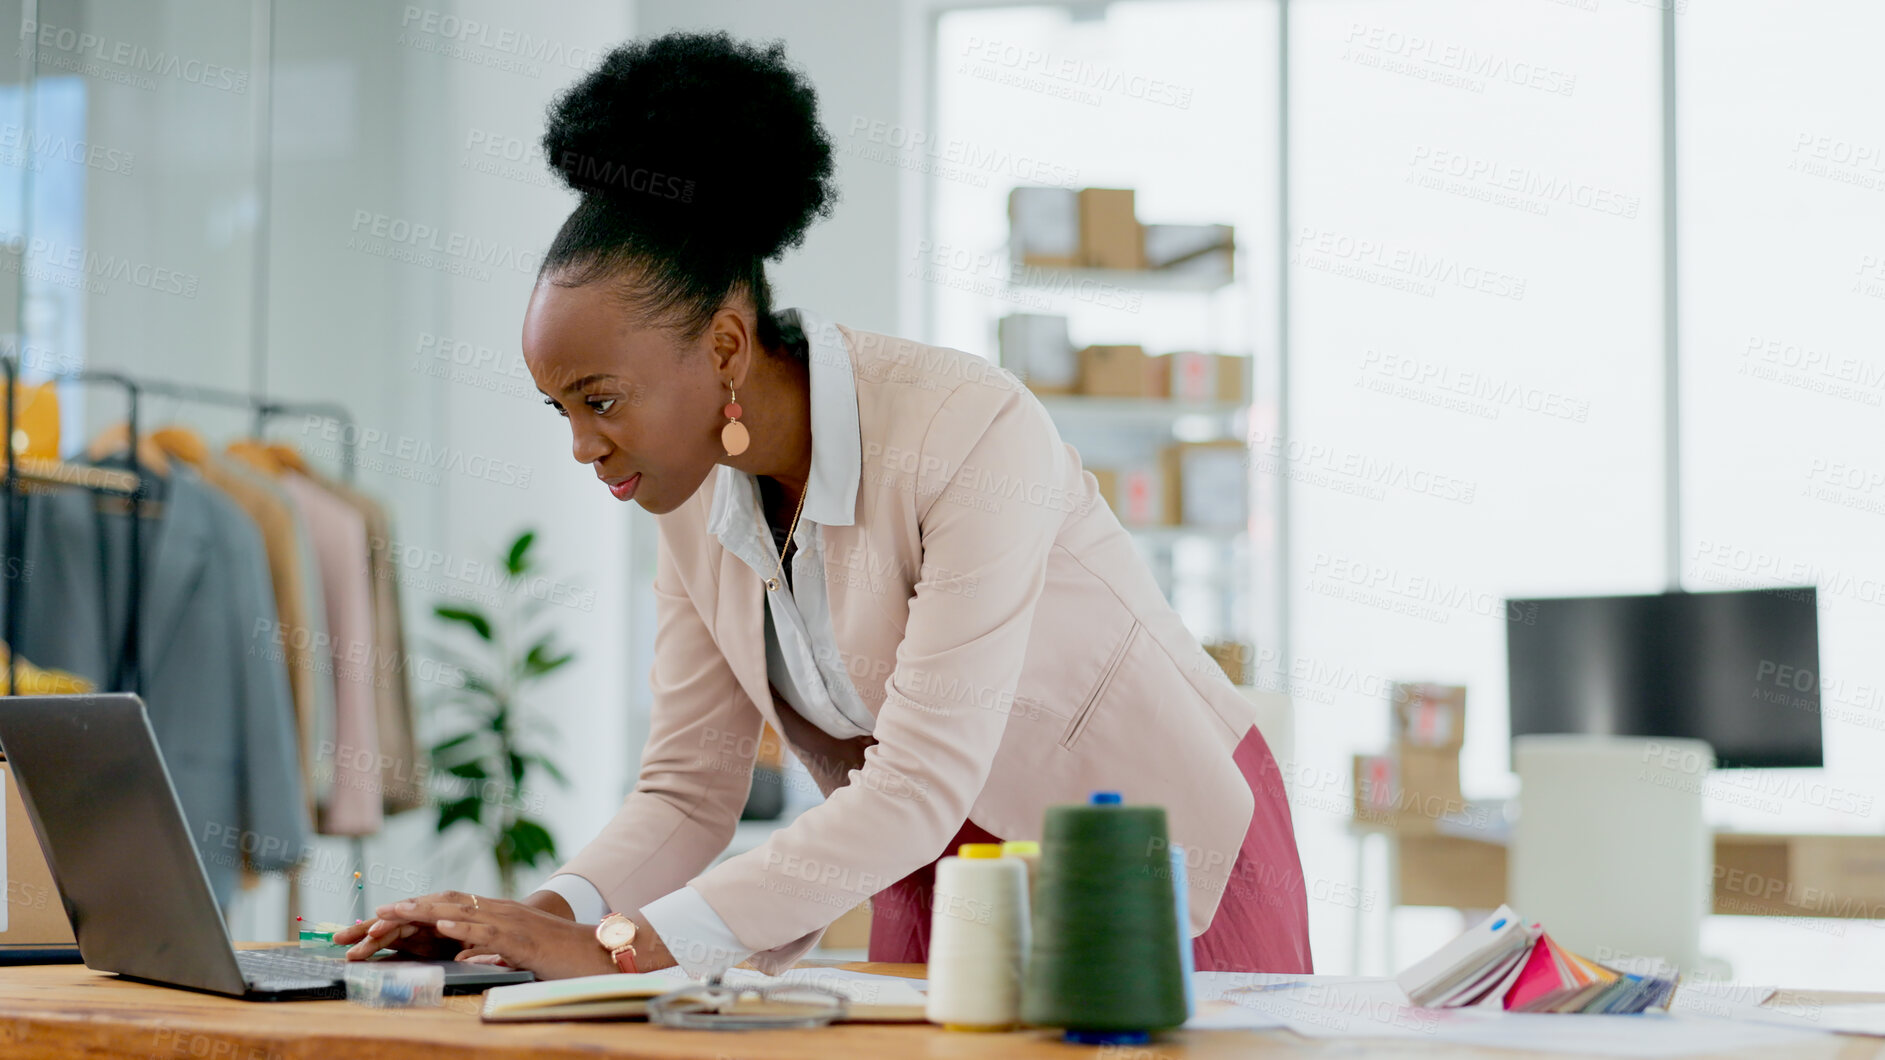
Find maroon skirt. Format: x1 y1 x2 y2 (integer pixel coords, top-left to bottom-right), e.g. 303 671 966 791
864 725 1314 973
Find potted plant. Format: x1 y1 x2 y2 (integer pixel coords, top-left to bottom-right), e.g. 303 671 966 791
426 530 573 899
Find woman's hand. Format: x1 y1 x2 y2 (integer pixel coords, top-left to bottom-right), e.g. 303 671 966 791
336 889 677 980
332 901 462 962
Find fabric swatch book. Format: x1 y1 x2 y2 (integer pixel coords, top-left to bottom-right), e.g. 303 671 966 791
1396 906 1678 1015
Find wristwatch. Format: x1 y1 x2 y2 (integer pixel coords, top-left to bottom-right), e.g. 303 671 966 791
596 913 639 974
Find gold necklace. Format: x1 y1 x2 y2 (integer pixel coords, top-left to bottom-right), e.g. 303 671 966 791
763 477 809 593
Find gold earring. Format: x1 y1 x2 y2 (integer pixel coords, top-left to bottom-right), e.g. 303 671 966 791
721 385 750 457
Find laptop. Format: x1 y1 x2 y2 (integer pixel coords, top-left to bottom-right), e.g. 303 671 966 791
0 693 534 1000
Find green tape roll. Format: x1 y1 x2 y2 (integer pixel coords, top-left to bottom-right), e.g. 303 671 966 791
1021 798 1187 1035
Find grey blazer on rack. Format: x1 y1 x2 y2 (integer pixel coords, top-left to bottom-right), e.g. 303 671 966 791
1 465 311 904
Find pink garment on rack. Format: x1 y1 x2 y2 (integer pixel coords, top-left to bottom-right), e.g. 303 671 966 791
279 472 383 836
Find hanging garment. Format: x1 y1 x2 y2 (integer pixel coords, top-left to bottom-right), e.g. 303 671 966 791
276 471 382 837
6 381 59 458
299 469 422 814
223 443 339 820
153 428 329 821
0 643 92 694
0 465 312 905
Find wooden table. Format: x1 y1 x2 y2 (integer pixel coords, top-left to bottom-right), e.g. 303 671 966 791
0 960 1880 1059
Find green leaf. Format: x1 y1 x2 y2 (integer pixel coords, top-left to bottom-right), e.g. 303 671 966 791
446 759 488 780
461 673 501 700
436 796 483 833
434 606 492 641
525 754 569 788
499 818 558 869
505 531 537 577
521 640 575 678
508 750 527 786
429 731 483 759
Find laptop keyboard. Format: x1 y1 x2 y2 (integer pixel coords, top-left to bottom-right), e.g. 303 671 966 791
235 949 346 989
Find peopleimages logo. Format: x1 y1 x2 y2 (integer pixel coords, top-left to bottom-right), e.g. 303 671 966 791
397 7 595 73
20 19 248 93
1292 226 1526 301
348 211 541 275
301 416 533 490
1341 21 1576 97
10 233 199 298
847 118 1081 190
0 122 134 175
955 36 1195 110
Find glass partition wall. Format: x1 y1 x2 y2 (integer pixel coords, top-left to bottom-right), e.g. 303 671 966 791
926 0 1884 986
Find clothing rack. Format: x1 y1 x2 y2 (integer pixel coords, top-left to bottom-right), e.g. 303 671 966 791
1 360 361 695
2 356 146 698
3 359 375 909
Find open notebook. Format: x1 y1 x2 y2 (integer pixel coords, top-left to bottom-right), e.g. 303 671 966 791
481 969 930 1023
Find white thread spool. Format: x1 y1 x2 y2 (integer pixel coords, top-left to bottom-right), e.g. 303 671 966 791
1000 840 1040 903
926 843 1030 1030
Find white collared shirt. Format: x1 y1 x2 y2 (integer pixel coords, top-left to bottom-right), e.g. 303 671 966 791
539 307 871 976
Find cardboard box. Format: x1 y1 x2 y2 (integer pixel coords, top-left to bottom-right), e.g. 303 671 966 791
1391 683 1468 750
1204 640 1256 686
1353 754 1399 826
1077 188 1143 270
1399 835 1508 910
998 314 1074 393
1160 440 1248 528
1713 833 1885 918
1076 344 1154 398
816 901 874 951
1115 460 1170 527
1143 223 1235 281
1152 352 1248 403
1785 835 1885 917
1395 747 1464 826
0 763 73 945
1008 187 1079 267
1089 468 1118 512
1711 835 1796 917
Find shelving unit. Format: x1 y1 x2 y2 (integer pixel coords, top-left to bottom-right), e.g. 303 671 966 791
1007 264 1236 294
994 254 1255 651
1032 395 1246 433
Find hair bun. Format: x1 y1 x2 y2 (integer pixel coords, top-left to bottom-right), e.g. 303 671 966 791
542 32 836 262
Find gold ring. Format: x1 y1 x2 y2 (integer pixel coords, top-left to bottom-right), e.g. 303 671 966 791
472 895 480 912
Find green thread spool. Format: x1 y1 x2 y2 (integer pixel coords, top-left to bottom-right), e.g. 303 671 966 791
1022 791 1186 1043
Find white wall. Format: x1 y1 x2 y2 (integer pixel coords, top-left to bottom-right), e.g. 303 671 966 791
634 0 911 336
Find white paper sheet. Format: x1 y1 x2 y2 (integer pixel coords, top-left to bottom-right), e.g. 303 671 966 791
1669 980 1781 1017
1796 1005 1885 1037
1185 974 1832 1057
1375 1012 1831 1057
1674 996 1885 1039
1189 972 1388 1005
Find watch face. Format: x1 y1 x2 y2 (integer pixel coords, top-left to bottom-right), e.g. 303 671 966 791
597 916 637 950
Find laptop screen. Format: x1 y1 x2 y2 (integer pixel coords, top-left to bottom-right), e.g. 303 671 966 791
0 694 248 995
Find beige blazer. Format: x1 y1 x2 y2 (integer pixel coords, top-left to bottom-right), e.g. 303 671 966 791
558 323 1278 965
